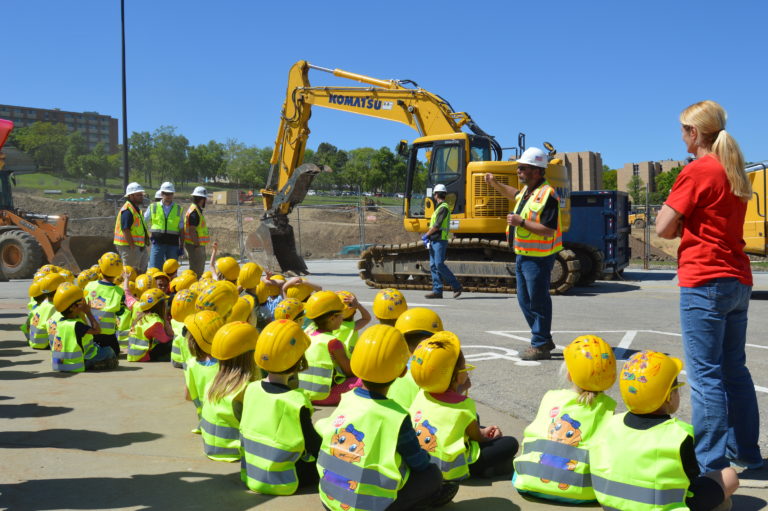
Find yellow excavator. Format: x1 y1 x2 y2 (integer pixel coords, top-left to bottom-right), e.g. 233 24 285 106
256 61 586 292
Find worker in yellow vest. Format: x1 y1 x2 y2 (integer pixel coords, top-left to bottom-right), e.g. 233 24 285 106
114 182 150 273
484 147 562 361
423 184 463 299
144 181 183 271
184 186 210 276
590 351 739 511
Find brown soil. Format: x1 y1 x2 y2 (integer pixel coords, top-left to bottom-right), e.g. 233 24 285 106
629 231 678 262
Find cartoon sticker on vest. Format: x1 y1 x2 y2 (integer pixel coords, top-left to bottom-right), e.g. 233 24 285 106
413 411 438 452
48 318 58 339
52 335 63 352
323 419 366 510
540 413 583 490
90 295 107 310
31 313 40 327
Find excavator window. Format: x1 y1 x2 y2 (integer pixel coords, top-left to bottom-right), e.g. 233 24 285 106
469 137 492 162
0 172 13 210
430 142 462 185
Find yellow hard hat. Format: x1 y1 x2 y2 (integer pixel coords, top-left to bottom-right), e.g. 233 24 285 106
162 258 180 275
124 265 138 282
351 324 410 383
394 307 443 336
38 273 66 295
201 270 213 280
305 290 344 320
53 282 85 313
146 267 160 277
188 281 202 294
28 281 43 298
373 288 407 320
135 274 155 295
410 331 462 393
127 281 138 298
39 264 58 274
273 298 304 322
33 271 47 282
215 256 240 282
58 269 75 283
173 272 196 292
564 335 617 392
171 289 198 323
237 262 263 290
286 281 314 302
184 310 225 355
336 291 357 319
255 319 310 372
227 295 255 323
181 268 197 279
153 271 170 284
138 288 167 312
211 321 258 360
620 350 683 414
75 273 90 290
85 269 100 282
195 280 239 317
98 252 124 278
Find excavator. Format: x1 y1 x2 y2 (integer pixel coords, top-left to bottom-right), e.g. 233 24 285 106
256 60 591 293
0 119 114 279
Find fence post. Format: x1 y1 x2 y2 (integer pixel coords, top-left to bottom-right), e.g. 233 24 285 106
297 206 302 256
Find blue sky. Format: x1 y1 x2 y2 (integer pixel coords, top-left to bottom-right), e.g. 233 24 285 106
4 0 767 169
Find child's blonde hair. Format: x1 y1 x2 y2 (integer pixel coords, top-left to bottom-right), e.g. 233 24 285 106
559 362 601 406
206 352 257 402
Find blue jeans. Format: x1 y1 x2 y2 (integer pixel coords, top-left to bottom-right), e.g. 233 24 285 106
680 278 762 472
516 254 555 349
429 240 461 294
85 345 116 369
148 240 181 271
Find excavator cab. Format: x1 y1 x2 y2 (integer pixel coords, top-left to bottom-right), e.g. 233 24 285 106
0 171 13 211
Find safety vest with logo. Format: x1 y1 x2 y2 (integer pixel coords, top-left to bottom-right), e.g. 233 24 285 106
170 319 190 366
317 391 411 511
513 389 616 503
29 300 55 349
51 317 97 373
333 320 358 357
184 357 219 418
429 202 451 241
113 201 148 247
21 298 36 336
240 382 314 495
200 381 247 462
84 281 124 335
183 204 210 246
387 369 421 411
589 413 693 511
47 310 62 348
298 330 337 401
149 201 182 235
512 182 563 257
126 313 162 362
409 390 480 481
116 307 132 351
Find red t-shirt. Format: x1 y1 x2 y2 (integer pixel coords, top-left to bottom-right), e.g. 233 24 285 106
665 154 752 287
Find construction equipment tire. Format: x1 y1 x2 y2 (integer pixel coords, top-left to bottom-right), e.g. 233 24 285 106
571 244 604 286
0 230 44 279
633 219 646 229
550 249 580 294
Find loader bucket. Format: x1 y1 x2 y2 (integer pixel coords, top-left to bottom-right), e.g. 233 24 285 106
248 216 308 275
52 236 116 274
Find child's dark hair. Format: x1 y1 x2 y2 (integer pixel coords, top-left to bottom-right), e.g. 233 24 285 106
362 379 395 395
185 327 208 362
447 351 466 388
404 332 431 351
131 300 166 329
314 310 341 331
270 355 308 375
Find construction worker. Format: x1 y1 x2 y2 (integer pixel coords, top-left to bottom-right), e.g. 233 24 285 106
144 181 183 271
114 182 150 273
423 184 463 299
513 335 617 503
240 319 320 495
184 186 210 276
154 190 162 202
316 324 442 511
83 252 126 357
372 288 408 326
590 351 739 511
183 310 224 430
485 147 562 361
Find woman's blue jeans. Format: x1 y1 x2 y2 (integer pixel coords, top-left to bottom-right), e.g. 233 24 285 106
680 278 762 472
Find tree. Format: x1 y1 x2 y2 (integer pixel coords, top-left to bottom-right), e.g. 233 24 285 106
188 140 226 183
13 122 69 173
128 131 154 186
627 174 645 205
602 169 617 190
64 131 89 178
151 126 189 186
654 166 682 203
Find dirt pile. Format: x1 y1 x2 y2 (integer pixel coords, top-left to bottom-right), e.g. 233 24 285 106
629 231 677 262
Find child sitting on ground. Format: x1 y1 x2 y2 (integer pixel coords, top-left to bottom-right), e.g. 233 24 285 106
170 289 198 368
513 335 617 503
126 289 174 362
28 273 65 349
183 310 224 432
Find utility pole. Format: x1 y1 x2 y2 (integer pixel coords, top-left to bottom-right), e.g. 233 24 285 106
121 0 130 190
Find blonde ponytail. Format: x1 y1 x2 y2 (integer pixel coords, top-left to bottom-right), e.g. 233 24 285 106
680 100 751 201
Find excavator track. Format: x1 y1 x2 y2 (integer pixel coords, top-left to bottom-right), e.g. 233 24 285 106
358 238 581 294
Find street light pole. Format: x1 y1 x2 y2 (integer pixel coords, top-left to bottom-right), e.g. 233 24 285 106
120 0 130 191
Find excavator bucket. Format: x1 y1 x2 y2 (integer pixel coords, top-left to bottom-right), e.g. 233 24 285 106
249 217 308 275
51 236 116 274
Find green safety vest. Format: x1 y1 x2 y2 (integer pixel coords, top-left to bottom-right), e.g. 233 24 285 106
47 311 62 349
429 202 451 241
512 182 563 257
170 319 190 366
113 201 148 247
21 298 36 335
333 320 358 357
240 381 314 495
513 389 616 503
84 281 125 335
149 201 182 235
409 390 480 481
116 307 132 351
298 330 337 401
589 413 693 511
29 300 55 349
183 204 210 245
184 357 219 418
200 381 247 462
317 391 410 511
387 369 420 411
127 313 162 362
51 317 96 373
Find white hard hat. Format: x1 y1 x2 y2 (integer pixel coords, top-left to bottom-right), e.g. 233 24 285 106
191 186 208 198
125 182 145 196
160 181 176 194
433 184 448 193
154 190 163 199
518 147 548 168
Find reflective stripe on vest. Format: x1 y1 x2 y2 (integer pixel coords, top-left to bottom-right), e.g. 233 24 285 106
319 451 402 490
298 331 336 400
183 204 210 245
127 314 160 362
512 182 562 257
91 310 117 329
29 301 55 349
113 201 147 246
242 458 298 487
242 437 301 464
200 417 240 439
200 382 244 461
51 318 95 373
592 475 687 506
149 202 182 235
515 461 592 487
84 281 124 335
429 201 451 241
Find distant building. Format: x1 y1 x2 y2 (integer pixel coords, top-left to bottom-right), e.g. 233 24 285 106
0 104 118 153
554 151 603 191
617 159 687 194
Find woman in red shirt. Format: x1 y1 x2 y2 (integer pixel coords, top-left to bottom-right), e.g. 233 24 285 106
657 100 762 475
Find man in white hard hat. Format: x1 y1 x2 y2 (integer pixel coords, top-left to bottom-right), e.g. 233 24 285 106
154 190 163 202
144 181 183 271
183 186 210 276
485 147 562 360
423 183 463 299
113 182 150 273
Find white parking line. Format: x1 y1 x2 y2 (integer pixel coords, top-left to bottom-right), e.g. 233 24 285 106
618 330 637 349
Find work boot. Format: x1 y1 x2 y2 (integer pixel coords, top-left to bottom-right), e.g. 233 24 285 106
453 287 463 298
520 346 552 361
424 292 443 299
430 481 460 507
